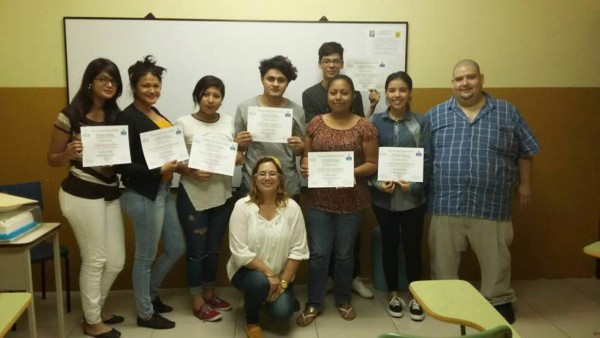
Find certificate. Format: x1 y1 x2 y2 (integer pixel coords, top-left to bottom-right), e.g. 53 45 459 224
377 147 424 182
80 125 131 167
247 106 293 143
140 126 189 170
308 151 354 188
188 134 238 176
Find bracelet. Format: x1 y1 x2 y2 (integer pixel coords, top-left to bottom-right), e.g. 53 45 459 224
265 274 277 278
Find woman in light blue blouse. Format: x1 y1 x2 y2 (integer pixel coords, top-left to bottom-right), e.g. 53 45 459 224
369 71 427 321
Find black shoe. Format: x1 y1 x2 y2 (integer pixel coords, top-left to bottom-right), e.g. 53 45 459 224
494 303 515 324
151 296 173 313
83 328 121 338
102 315 125 324
137 313 175 329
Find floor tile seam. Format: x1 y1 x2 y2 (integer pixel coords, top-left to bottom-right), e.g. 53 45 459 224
514 295 571 338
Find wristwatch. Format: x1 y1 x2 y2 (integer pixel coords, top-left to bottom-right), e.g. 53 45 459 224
280 279 289 290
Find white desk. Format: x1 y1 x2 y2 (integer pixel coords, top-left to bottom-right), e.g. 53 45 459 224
0 223 65 338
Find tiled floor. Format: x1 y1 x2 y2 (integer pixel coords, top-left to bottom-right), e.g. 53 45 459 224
6 278 600 337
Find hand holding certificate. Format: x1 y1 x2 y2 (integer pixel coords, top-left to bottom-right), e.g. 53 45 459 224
140 126 189 169
307 151 355 188
377 147 424 182
247 106 293 143
188 134 238 176
80 125 131 167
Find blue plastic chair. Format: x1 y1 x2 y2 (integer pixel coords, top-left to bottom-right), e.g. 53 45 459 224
0 181 71 313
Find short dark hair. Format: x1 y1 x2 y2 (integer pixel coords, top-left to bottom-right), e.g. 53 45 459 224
318 41 344 62
192 75 225 105
327 74 356 93
128 55 166 91
259 55 298 82
326 74 356 112
385 71 413 91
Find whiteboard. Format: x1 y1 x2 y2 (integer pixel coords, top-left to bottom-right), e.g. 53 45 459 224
63 18 408 186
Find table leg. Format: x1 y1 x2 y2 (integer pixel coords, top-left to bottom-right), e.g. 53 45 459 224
22 249 37 338
52 233 66 338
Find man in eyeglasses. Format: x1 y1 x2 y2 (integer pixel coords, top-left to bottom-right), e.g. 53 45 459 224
302 41 380 123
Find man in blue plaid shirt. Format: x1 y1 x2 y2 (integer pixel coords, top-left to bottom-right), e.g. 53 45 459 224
425 59 540 324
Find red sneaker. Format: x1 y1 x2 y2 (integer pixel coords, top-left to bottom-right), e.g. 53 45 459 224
205 296 232 311
193 304 222 322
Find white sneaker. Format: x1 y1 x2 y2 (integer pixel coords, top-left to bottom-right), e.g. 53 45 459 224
409 299 425 321
325 277 334 294
388 296 406 318
351 277 374 299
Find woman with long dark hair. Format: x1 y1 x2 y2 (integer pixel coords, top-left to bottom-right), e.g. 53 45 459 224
369 71 427 321
48 58 125 338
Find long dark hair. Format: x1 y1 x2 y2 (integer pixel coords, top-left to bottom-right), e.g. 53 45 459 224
64 58 123 132
385 71 413 112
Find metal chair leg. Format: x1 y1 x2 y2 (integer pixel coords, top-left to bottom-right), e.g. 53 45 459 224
41 261 46 299
64 255 71 313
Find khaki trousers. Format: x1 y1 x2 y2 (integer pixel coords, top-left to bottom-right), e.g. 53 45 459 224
429 215 516 305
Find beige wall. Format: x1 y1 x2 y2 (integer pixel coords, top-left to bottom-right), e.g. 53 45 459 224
1 0 599 87
0 0 599 290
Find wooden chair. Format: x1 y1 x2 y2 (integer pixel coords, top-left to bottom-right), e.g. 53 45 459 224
0 181 71 313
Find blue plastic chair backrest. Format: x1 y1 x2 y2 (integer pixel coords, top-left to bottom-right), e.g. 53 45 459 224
0 181 43 210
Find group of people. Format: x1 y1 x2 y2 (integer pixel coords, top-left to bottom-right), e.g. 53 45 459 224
47 40 538 338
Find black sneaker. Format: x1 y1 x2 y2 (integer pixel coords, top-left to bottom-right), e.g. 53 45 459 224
494 303 515 324
408 299 425 321
387 296 405 318
137 313 175 329
152 296 173 313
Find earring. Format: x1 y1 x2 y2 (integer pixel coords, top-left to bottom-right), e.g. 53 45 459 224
88 84 92 90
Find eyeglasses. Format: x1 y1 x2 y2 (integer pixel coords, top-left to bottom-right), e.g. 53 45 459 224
320 59 343 66
255 171 280 178
94 77 118 87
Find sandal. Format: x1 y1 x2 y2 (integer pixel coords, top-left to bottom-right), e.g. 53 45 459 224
296 306 318 327
336 302 356 321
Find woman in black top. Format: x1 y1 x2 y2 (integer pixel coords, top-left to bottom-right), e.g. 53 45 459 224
115 55 185 330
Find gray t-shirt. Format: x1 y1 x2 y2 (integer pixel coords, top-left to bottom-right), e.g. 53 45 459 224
234 96 306 196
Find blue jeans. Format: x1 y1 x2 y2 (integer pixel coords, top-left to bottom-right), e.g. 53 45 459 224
231 267 296 324
305 208 364 310
176 184 234 295
121 183 185 318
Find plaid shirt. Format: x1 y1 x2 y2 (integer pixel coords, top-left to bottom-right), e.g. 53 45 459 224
425 93 540 221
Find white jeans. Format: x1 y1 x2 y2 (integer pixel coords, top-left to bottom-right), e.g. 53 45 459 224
59 189 125 324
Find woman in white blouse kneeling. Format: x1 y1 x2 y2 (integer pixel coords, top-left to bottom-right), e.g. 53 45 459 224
227 156 309 338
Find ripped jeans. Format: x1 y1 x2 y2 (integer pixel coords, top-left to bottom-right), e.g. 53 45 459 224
176 184 235 295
